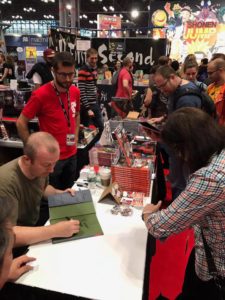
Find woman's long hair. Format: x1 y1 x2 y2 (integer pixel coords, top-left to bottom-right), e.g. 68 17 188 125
161 107 225 173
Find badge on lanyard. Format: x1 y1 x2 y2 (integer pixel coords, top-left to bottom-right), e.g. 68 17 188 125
66 134 75 146
53 84 75 146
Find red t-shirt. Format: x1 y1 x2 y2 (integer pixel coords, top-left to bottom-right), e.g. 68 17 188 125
22 82 80 160
115 67 133 98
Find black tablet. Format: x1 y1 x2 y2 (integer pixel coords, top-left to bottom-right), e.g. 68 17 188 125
139 121 162 133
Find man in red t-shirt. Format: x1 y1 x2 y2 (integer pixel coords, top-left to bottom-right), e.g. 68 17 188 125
111 57 133 118
16 52 80 190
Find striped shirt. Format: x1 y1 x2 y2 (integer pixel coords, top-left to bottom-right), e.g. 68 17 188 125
146 149 225 281
78 64 98 109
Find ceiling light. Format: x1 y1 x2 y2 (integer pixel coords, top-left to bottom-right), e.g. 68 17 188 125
147 5 150 11
109 6 114 11
103 6 108 12
120 14 123 18
131 9 139 18
23 7 36 12
0 0 12 4
66 4 72 10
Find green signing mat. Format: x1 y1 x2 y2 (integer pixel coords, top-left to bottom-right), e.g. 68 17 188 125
48 190 103 244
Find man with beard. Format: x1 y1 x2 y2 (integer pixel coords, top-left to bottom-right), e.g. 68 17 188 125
26 48 55 90
16 52 80 190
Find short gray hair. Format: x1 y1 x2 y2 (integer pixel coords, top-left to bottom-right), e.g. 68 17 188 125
24 132 59 161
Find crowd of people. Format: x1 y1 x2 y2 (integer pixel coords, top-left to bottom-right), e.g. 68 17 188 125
0 47 225 299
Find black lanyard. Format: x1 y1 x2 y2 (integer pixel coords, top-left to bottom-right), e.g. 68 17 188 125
53 85 71 128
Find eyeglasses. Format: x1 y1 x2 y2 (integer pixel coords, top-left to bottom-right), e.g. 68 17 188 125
207 69 217 75
156 78 169 90
56 72 74 79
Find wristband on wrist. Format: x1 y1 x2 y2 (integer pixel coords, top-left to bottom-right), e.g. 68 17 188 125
141 212 149 221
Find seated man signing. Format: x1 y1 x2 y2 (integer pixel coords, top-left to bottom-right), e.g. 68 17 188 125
0 132 80 247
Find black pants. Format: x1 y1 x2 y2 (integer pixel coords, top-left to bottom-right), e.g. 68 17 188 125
49 154 77 190
80 103 104 150
178 248 221 300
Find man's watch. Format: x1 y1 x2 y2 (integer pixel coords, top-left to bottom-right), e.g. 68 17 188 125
141 211 150 221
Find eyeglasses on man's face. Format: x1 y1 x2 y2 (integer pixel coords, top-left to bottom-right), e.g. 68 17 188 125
56 72 74 79
156 78 170 90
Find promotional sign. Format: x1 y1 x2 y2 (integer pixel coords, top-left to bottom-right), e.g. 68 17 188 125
92 38 169 71
150 0 225 61
49 29 89 67
97 14 122 38
49 29 169 71
25 46 37 73
26 47 37 61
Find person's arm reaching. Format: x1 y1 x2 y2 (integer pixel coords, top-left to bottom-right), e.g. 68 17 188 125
16 114 31 144
143 173 223 239
144 88 153 107
13 220 80 247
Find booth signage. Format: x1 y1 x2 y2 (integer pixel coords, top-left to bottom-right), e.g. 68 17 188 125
92 38 169 71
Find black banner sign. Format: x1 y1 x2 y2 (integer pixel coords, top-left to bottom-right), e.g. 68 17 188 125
49 29 170 71
48 29 88 67
92 38 169 72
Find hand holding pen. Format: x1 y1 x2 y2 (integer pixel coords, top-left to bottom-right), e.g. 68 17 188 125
51 218 80 238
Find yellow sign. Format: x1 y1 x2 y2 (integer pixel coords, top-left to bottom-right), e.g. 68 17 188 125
26 47 37 59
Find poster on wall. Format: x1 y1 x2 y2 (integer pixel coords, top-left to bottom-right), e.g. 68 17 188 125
26 47 37 61
25 46 37 73
92 38 169 72
48 29 90 67
150 0 225 61
97 14 122 38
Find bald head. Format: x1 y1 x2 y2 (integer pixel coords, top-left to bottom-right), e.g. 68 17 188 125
209 58 225 71
24 132 59 161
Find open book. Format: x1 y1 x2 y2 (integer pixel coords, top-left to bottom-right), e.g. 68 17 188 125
48 190 103 244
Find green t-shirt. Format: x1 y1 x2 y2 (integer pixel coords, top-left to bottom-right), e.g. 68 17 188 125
0 158 48 226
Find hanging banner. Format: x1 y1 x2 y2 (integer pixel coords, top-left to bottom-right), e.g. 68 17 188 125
92 38 169 72
97 14 122 38
150 0 225 61
48 29 90 67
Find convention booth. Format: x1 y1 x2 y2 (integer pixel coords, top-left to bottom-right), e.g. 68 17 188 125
2 1 225 299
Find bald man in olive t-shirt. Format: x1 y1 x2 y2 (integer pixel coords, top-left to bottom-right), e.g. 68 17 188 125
0 132 80 247
0 158 48 226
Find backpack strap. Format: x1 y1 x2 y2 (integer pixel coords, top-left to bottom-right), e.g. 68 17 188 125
173 87 202 110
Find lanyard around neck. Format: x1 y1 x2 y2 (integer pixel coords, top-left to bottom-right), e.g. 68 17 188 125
53 84 71 128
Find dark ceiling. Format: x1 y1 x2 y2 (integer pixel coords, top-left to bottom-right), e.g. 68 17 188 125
0 0 154 28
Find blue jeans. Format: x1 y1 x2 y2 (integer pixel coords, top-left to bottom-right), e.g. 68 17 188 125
49 154 77 190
